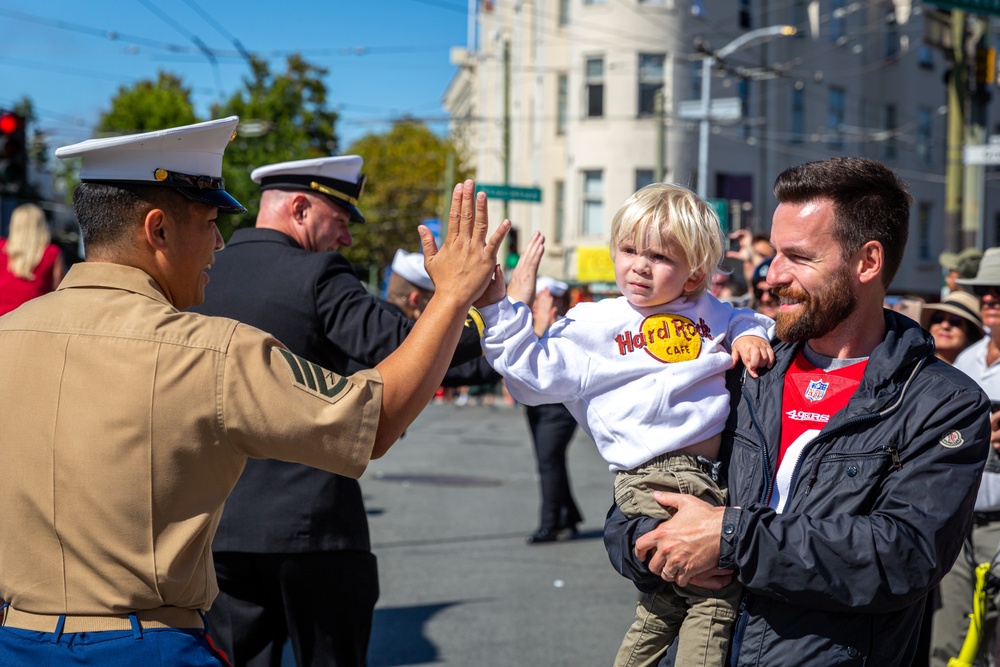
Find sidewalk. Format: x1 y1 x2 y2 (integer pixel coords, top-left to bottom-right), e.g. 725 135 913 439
364 402 639 667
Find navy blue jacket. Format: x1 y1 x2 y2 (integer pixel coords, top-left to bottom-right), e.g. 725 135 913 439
606 310 990 666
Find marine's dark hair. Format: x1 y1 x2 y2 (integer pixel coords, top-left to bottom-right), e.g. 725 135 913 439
72 183 190 252
773 157 912 288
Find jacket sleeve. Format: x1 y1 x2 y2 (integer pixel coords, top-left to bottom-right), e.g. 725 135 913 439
603 503 669 593
719 378 990 613
314 255 482 369
479 297 588 405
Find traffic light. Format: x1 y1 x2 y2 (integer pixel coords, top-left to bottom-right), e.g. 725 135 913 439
505 227 519 270
0 111 27 194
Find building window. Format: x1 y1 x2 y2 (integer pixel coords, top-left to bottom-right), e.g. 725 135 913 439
557 73 568 135
585 57 605 118
918 106 932 164
558 0 569 26
918 45 934 70
554 180 566 244
637 53 665 117
791 0 807 36
791 87 805 145
827 87 845 149
918 202 932 261
884 10 899 59
582 170 604 236
691 60 702 100
635 169 655 191
884 104 897 161
739 0 751 29
831 0 845 43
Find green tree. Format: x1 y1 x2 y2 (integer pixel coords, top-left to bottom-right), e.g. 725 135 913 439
97 72 198 135
344 120 471 275
212 54 339 236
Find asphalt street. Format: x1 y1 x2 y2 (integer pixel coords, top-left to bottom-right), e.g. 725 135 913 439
362 401 639 667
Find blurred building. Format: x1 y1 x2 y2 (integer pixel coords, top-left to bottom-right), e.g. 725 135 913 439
443 0 1000 299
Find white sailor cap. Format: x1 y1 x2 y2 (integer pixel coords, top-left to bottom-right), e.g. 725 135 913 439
536 276 569 297
251 155 367 224
54 116 245 214
391 249 434 292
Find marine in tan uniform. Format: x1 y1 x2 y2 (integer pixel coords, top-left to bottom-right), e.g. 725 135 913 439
0 117 508 667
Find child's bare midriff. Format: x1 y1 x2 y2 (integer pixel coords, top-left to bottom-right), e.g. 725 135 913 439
677 433 722 461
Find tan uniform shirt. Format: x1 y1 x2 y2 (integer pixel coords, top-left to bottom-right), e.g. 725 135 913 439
0 263 382 615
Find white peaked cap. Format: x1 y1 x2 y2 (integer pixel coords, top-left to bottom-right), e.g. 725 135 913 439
391 249 434 292
251 155 366 224
54 116 244 214
536 276 569 297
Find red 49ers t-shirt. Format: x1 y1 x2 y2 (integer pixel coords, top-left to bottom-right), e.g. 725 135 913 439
770 350 868 512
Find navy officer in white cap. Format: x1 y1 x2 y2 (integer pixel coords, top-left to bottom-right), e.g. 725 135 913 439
0 120 509 666
192 155 515 667
385 248 436 320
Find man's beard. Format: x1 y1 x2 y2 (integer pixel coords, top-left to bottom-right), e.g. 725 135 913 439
772 267 857 343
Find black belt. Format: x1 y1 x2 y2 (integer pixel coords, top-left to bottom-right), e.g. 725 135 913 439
973 511 1000 526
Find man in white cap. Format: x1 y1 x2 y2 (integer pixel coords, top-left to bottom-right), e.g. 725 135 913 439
0 119 508 666
386 248 435 320
191 156 526 667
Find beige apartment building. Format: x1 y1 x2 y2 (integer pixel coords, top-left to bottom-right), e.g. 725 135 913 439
444 0 1000 299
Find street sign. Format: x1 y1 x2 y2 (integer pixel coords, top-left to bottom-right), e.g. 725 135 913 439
476 184 542 202
924 0 1000 16
708 198 729 233
964 144 1000 165
677 97 743 122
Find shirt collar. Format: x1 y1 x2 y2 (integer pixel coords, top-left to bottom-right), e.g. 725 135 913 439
57 262 172 306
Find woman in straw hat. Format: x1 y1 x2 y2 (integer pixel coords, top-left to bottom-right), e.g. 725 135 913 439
920 291 984 365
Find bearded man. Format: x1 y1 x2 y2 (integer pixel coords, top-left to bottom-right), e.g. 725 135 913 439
604 157 990 667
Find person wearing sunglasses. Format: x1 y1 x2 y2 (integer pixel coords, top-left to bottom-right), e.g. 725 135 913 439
750 257 778 320
919 292 984 366
931 248 1000 666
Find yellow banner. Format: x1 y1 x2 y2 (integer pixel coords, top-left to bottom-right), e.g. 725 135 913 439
576 246 616 283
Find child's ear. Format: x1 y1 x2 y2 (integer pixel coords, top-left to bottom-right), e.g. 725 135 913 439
684 269 706 293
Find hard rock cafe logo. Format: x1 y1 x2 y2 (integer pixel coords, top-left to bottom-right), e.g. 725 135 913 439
614 313 709 363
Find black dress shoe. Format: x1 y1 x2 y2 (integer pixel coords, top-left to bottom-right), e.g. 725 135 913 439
525 526 578 545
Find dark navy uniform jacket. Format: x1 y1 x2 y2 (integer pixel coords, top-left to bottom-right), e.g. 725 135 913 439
192 227 485 553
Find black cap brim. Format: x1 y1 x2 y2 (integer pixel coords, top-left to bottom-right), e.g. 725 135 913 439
178 187 246 215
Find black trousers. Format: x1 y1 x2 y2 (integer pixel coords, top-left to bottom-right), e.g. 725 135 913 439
526 403 583 531
208 550 379 667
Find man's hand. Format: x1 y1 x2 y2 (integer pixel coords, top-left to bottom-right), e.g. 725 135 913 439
507 231 545 306
634 491 726 587
731 335 775 379
421 180 509 309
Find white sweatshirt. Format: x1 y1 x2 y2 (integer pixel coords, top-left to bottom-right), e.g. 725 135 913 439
480 293 773 471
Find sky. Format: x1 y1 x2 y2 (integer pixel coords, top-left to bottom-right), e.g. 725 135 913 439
0 0 474 152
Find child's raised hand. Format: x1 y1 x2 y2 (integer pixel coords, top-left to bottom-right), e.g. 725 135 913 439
731 335 775 379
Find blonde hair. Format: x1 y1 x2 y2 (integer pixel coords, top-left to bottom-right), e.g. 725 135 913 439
609 183 725 296
5 203 52 280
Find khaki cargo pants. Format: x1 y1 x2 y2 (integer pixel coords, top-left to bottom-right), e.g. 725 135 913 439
612 452 740 667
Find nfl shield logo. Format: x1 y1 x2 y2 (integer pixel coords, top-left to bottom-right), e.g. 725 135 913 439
805 379 829 402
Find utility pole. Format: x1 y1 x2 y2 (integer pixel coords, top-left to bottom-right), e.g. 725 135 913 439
946 9 967 251
655 89 665 182
966 21 992 249
503 38 511 223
